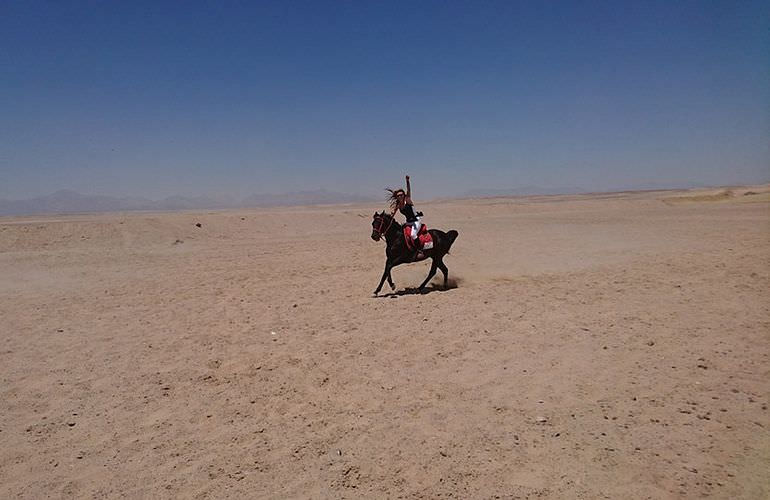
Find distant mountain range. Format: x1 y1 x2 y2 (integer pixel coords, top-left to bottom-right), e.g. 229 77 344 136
458 181 715 199
458 185 587 198
0 182 725 216
0 189 377 216
241 190 373 207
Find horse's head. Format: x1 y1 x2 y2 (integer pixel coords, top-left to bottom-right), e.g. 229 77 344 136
371 211 392 241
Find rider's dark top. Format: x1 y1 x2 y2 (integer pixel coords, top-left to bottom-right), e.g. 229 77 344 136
400 203 418 223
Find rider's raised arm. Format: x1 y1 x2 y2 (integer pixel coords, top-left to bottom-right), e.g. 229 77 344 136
405 175 412 201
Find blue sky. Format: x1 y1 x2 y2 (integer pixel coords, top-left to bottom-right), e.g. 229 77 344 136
1 0 768 199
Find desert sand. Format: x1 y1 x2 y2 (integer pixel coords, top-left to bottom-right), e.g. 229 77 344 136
1 185 769 499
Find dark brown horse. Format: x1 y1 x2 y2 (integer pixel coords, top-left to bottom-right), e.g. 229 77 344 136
370 211 458 295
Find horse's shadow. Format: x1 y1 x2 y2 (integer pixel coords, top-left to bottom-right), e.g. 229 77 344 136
376 283 457 298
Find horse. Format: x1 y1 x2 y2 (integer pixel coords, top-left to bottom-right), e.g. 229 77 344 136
370 211 459 295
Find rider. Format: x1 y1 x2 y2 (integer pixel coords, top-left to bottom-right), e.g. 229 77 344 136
388 175 424 255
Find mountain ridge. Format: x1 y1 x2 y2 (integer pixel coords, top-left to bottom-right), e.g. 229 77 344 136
0 189 380 216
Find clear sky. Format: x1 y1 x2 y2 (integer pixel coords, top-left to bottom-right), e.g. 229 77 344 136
2 0 768 200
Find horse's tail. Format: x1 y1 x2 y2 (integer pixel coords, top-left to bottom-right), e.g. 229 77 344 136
445 230 458 253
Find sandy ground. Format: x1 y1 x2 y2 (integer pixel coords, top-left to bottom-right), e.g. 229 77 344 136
1 185 769 499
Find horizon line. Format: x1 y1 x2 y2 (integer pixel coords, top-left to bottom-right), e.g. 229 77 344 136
2 182 768 218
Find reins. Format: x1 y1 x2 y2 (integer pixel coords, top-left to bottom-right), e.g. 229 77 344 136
374 213 395 240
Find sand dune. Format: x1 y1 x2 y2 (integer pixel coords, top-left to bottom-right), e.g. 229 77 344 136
1 186 769 498
662 184 770 205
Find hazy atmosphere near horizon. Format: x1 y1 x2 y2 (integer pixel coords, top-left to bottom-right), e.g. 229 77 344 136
2 1 768 203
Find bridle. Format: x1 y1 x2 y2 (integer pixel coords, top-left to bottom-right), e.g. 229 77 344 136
373 213 395 240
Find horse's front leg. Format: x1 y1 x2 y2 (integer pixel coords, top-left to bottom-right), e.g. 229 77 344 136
387 269 395 290
373 260 393 296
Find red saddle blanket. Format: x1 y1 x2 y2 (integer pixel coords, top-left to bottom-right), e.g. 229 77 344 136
404 225 433 250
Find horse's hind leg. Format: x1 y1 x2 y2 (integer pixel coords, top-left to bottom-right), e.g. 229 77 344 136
417 259 439 291
387 270 395 290
437 259 449 288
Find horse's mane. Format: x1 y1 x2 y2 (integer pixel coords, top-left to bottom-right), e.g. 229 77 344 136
378 211 402 230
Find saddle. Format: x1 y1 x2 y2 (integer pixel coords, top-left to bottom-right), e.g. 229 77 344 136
404 224 433 251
